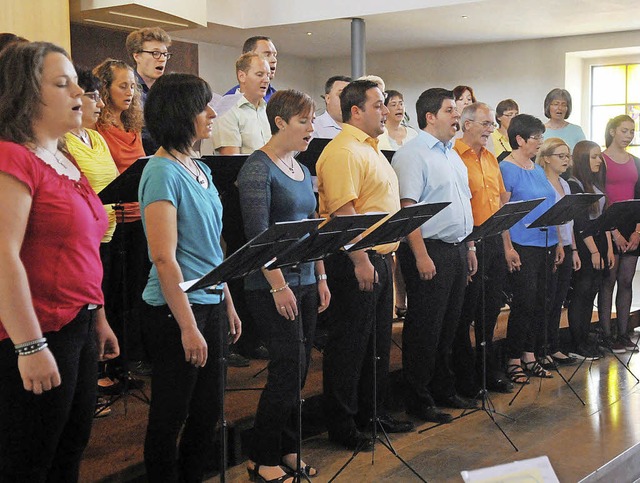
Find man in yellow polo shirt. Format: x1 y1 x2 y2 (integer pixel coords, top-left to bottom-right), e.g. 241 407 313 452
451 102 521 398
317 79 414 450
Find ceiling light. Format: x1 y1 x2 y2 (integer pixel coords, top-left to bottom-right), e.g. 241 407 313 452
108 10 190 28
307 32 313 36
461 15 469 19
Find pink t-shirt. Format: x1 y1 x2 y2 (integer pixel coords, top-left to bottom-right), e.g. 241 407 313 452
604 153 639 204
0 141 108 341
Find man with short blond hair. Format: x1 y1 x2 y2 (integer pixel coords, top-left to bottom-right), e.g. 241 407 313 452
213 53 271 154
224 36 278 101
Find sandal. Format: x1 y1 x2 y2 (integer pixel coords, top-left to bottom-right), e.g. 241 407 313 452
282 460 318 478
252 465 294 483
522 360 553 378
506 364 530 385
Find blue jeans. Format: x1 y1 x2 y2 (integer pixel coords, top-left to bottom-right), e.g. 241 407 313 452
0 307 97 482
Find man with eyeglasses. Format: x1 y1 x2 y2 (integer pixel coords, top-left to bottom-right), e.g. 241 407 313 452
391 88 478 423
451 102 518 400
126 27 172 155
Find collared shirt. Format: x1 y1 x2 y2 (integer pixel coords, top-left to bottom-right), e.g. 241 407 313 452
224 84 276 102
454 138 505 226
392 130 473 243
490 129 511 159
317 123 401 254
212 95 271 154
313 110 342 139
134 70 159 155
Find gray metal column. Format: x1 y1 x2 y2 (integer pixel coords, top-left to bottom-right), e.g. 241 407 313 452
351 18 365 79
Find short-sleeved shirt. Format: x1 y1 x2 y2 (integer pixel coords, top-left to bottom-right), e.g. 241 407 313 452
139 156 225 306
378 125 419 151
543 123 586 151
238 150 317 290
65 129 120 242
0 141 107 340
312 111 342 140
212 95 271 153
454 138 506 226
392 130 473 242
500 161 558 247
317 123 400 254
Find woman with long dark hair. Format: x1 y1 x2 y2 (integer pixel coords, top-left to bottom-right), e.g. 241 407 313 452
568 140 615 356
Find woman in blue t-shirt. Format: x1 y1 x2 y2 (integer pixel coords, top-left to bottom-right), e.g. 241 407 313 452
139 73 241 482
238 90 330 483
500 114 564 384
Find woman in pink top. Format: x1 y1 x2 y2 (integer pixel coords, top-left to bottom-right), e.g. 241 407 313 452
599 114 640 352
0 42 118 481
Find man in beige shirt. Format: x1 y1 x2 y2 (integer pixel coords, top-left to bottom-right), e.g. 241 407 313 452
212 53 271 154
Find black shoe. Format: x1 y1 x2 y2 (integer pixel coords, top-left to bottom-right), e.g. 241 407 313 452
551 354 578 366
569 345 601 361
328 428 373 451
486 377 514 394
227 351 250 367
377 414 414 433
434 394 479 409
251 344 270 360
406 405 453 424
128 360 153 377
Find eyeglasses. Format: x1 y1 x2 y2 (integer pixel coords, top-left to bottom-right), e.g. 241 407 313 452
550 153 572 161
83 91 101 102
469 120 498 129
529 134 545 141
139 50 172 60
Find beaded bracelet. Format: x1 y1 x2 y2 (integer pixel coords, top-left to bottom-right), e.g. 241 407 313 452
269 282 289 294
17 342 48 356
14 337 46 351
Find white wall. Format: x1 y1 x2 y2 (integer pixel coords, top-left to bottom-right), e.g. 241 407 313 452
195 29 640 139
312 29 640 132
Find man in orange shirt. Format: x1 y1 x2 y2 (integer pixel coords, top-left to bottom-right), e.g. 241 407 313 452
452 102 521 396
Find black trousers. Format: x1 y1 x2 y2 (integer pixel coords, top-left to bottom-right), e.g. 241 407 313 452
246 284 317 465
568 254 605 349
452 235 507 393
399 240 467 408
538 244 572 354
142 303 226 483
107 220 151 363
0 308 97 482
322 251 393 435
505 243 557 359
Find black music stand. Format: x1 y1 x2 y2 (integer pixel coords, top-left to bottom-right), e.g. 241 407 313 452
266 213 390 483
454 198 545 451
182 219 324 483
329 202 450 483
508 194 602 407
98 157 151 414
586 200 640 381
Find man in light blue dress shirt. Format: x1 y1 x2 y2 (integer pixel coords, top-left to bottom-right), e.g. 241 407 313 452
392 88 478 423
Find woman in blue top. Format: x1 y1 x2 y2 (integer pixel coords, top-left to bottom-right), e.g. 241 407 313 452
238 90 330 483
542 89 586 151
139 73 241 482
500 114 564 384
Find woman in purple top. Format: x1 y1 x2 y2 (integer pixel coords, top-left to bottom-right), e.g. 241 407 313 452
599 115 640 352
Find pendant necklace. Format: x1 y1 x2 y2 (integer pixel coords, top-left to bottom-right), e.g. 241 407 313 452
276 153 295 174
168 151 206 186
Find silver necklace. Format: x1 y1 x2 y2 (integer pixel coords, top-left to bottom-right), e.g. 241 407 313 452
276 153 295 174
71 129 90 146
39 145 67 168
167 151 206 186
